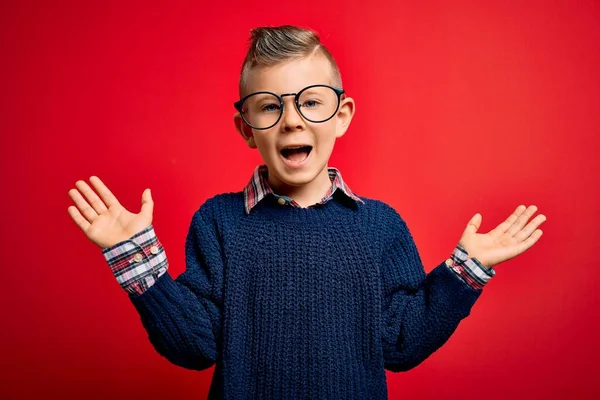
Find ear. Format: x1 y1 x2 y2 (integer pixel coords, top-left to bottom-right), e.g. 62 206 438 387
234 112 257 148
335 96 355 139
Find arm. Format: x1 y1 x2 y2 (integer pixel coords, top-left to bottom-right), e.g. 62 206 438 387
381 203 547 372
103 206 224 371
68 177 224 371
381 210 487 372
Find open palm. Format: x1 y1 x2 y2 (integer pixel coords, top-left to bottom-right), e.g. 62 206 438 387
67 176 154 249
459 205 547 269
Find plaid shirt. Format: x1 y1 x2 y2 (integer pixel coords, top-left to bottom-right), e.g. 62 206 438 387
102 165 495 295
243 164 365 214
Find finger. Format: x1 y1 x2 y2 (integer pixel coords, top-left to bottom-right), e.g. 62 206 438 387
516 229 543 254
463 213 482 235
490 205 526 237
89 176 120 208
68 188 98 223
67 205 91 232
75 180 109 215
140 188 154 217
507 205 538 237
514 214 547 242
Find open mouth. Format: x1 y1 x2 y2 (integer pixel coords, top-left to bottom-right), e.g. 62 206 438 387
280 145 313 163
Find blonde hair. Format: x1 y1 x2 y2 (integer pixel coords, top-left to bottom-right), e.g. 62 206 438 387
238 25 343 97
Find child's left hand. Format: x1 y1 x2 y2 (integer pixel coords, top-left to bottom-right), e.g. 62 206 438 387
458 205 547 269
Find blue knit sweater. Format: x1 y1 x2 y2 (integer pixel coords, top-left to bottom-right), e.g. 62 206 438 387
128 191 482 399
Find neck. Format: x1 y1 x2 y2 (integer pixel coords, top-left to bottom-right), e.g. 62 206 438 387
267 166 332 208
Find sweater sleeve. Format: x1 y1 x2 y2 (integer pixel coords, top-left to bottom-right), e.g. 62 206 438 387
381 208 483 372
126 204 224 371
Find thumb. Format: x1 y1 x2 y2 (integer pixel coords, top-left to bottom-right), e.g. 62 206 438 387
140 188 154 217
464 213 482 235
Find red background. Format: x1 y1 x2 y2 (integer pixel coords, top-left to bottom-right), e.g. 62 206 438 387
1 1 598 399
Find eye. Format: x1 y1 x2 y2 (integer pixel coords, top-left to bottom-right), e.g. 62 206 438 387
261 103 280 113
301 99 320 108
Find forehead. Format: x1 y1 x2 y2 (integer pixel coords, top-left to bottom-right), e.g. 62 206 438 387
245 54 334 95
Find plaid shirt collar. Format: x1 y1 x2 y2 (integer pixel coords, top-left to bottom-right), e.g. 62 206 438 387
243 164 364 214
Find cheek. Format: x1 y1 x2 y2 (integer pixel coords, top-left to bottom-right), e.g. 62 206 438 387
253 133 277 157
314 126 338 149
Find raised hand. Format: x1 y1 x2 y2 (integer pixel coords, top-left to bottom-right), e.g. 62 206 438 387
458 205 547 269
67 176 154 249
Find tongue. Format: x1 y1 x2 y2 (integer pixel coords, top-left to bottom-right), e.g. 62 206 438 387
286 149 309 162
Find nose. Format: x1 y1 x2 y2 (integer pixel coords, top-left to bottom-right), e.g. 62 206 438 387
280 97 305 132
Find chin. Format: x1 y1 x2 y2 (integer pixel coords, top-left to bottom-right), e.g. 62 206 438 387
275 168 318 186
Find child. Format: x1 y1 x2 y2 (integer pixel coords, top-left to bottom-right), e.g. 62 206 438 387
67 25 546 399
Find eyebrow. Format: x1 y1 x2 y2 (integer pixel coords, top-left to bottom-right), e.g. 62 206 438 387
251 83 335 95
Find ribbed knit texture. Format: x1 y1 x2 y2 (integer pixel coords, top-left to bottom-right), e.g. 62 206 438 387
129 191 482 399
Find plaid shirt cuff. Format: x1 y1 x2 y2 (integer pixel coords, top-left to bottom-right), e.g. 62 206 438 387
101 225 168 295
444 244 496 290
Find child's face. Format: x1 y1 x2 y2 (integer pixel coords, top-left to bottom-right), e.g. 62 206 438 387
234 54 355 191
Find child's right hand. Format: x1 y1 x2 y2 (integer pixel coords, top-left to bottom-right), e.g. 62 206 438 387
67 176 154 249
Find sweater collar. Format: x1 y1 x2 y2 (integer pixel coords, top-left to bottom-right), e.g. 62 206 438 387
243 164 364 214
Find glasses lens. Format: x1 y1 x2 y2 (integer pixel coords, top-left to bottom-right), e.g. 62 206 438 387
242 93 281 129
297 86 339 122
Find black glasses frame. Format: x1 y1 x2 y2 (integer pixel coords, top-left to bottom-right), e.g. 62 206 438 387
233 84 345 130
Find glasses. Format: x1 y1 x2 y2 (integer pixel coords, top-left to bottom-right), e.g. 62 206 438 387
234 84 345 130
